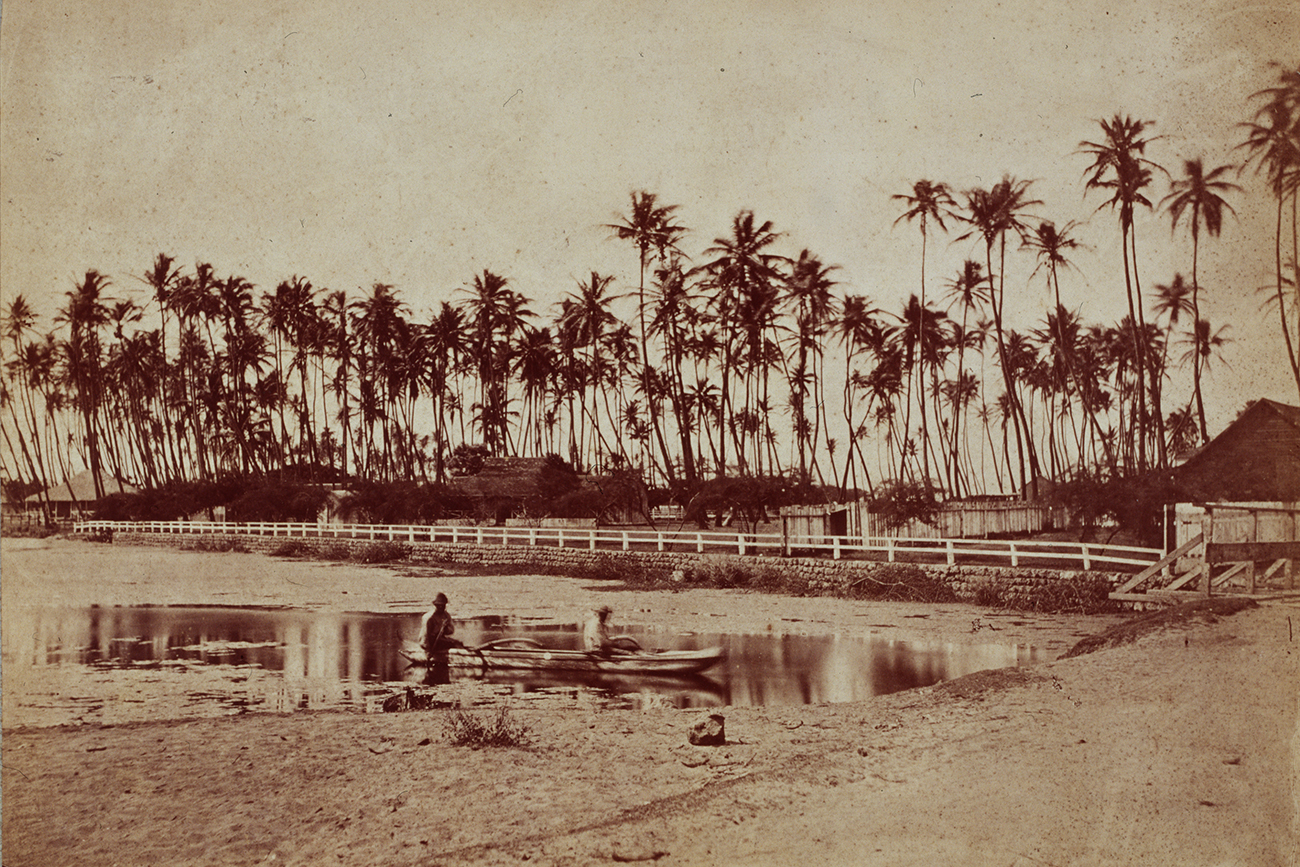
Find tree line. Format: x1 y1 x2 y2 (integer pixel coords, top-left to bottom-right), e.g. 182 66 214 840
3 63 1297 520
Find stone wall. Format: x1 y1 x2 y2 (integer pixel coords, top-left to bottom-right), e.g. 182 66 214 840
110 530 1127 607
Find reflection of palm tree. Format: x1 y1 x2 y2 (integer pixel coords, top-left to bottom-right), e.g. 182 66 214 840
1238 64 1300 400
1080 114 1165 468
1161 158 1239 439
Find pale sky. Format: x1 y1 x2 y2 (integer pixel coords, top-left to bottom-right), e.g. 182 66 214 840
2 0 1297 435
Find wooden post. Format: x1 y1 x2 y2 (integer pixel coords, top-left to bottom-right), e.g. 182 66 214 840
1202 509 1214 597
1082 545 1091 571
946 540 954 566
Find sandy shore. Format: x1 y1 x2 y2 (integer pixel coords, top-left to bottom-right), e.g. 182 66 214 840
2 537 1297 866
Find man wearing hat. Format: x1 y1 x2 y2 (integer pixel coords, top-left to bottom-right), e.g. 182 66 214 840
419 592 460 655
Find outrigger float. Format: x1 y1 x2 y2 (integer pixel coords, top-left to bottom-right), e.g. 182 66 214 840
400 638 726 677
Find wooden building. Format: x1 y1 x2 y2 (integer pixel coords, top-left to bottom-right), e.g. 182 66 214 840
25 470 140 520
1172 398 1300 503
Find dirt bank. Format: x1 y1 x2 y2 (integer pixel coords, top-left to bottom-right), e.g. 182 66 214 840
3 537 1297 866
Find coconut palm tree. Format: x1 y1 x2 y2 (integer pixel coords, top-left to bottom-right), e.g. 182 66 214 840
697 211 784 476
56 270 114 498
1238 63 1300 401
836 294 884 497
958 176 1043 496
781 249 839 484
893 180 956 489
1079 114 1166 468
1161 158 1240 439
607 191 687 481
558 271 622 471
647 258 701 485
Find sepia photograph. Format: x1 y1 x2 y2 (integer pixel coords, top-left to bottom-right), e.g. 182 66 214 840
2 1 1297 864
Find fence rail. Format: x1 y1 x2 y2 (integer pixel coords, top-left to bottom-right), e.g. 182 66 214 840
73 520 1163 572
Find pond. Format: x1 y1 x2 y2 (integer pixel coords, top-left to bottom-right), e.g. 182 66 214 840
1 605 1047 728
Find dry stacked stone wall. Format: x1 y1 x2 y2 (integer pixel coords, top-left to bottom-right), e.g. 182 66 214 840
111 530 1126 607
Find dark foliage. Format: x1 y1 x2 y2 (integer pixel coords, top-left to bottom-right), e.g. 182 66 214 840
338 481 473 524
447 443 491 476
1051 470 1181 547
867 480 941 530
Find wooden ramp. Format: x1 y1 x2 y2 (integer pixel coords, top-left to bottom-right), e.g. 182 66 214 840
1110 504 1299 605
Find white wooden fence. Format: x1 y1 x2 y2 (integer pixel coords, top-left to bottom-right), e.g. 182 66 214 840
74 519 1162 572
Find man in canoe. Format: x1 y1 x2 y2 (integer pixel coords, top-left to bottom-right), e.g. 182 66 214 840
582 605 640 655
419 592 463 656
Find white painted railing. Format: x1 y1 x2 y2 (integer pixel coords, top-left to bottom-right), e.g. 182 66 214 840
74 519 1163 571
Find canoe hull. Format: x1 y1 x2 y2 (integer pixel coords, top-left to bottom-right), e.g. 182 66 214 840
403 643 725 676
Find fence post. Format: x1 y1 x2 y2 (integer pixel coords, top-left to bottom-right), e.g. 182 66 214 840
833 536 842 560
589 529 596 551
622 531 630 551
1081 545 1091 570
476 527 484 545
1009 543 1018 567
696 533 704 554
529 528 537 547
657 533 665 552
946 540 954 566
737 534 746 556
558 529 565 548
887 537 895 563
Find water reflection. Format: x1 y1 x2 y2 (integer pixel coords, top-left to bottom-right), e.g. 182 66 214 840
2 606 1044 728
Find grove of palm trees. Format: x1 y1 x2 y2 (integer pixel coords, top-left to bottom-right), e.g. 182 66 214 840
3 63 1297 527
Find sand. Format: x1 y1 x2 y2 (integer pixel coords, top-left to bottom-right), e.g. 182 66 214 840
2 536 1297 866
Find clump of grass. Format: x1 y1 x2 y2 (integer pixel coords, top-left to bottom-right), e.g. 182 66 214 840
680 556 798 592
270 539 312 558
351 541 411 563
183 536 249 554
443 707 531 748
970 572 1119 614
317 542 354 561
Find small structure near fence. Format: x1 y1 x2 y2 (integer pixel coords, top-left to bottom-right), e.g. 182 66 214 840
1112 502 1299 603
849 498 1067 540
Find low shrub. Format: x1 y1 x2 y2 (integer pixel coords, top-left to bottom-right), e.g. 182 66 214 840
843 563 957 603
1018 573 1120 615
443 707 531 748
972 579 1007 607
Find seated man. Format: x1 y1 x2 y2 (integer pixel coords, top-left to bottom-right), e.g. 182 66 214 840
419 592 462 655
582 605 639 654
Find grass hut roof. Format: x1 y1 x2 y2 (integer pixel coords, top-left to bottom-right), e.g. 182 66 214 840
451 457 559 501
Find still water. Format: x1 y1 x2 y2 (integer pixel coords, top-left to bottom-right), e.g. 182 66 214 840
2 605 1045 728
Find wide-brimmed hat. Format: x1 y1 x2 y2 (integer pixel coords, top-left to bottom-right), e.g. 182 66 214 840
434 592 449 606
595 604 612 615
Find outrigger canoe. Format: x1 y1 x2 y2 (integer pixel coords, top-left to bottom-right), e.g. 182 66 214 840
401 638 725 676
